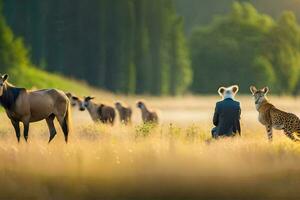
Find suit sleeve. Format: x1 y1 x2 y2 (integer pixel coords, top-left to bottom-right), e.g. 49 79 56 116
237 103 241 135
213 103 219 126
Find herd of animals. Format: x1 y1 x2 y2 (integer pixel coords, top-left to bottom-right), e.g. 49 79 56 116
0 73 300 143
65 93 158 126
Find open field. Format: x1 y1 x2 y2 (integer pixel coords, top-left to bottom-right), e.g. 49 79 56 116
1 95 300 199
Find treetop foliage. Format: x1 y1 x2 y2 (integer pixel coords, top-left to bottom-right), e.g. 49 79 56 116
190 2 300 94
3 1 300 95
3 0 192 95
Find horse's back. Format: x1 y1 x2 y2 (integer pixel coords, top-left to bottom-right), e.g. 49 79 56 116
28 89 69 121
30 89 67 102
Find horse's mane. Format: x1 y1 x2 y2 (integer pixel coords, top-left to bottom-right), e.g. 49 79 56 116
0 82 25 110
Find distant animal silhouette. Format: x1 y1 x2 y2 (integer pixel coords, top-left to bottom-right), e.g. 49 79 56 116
115 102 132 125
136 101 158 124
250 86 300 142
0 74 71 143
80 96 115 125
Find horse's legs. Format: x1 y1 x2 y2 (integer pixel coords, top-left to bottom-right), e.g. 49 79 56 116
11 120 20 142
56 115 68 143
23 122 30 142
22 116 30 142
46 114 57 143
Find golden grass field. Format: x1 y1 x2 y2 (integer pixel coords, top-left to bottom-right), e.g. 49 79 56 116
1 94 300 200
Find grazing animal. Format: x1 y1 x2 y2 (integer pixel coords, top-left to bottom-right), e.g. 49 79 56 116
65 92 81 107
80 96 115 125
136 101 158 124
250 86 300 142
0 74 71 143
115 102 132 125
212 85 241 138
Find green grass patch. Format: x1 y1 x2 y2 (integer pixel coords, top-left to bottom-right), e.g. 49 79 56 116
8 66 91 95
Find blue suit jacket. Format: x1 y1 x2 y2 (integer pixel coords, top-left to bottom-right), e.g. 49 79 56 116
213 98 241 136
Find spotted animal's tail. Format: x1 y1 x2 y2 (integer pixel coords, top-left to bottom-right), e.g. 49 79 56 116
296 130 300 138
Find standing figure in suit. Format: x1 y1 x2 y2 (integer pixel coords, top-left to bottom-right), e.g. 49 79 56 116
212 85 241 138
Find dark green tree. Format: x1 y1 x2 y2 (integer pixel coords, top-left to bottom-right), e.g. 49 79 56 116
2 0 191 95
169 16 192 95
0 0 30 72
262 11 300 94
190 2 276 93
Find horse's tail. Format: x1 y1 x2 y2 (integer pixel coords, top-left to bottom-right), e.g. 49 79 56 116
63 101 72 143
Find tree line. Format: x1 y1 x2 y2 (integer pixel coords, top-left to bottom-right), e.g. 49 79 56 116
175 0 300 35
190 2 300 94
3 1 300 95
3 0 191 95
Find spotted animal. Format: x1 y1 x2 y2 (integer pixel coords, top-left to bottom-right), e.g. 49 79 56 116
250 86 300 142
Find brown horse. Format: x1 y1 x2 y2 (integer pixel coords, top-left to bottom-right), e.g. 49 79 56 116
0 74 71 143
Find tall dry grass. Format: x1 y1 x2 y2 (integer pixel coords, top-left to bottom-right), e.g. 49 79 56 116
0 96 300 200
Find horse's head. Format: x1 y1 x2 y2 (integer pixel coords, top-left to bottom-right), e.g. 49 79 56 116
80 96 95 111
250 86 269 105
218 85 239 100
0 74 8 96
